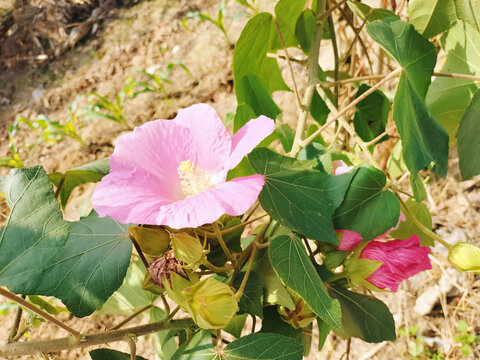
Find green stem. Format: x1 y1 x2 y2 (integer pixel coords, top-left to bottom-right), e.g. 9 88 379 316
235 245 257 301
395 192 452 250
212 222 234 263
109 303 154 331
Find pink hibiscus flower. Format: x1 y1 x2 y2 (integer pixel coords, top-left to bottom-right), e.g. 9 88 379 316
92 103 274 229
360 234 431 292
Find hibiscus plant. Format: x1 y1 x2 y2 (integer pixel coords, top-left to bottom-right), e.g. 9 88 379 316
1 0 480 359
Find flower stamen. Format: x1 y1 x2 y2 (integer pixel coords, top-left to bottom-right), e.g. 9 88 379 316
177 160 214 198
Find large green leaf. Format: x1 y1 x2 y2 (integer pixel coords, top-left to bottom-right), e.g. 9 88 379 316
90 349 147 360
457 89 480 179
394 74 449 176
275 0 307 47
328 286 396 343
233 271 264 319
367 18 436 99
269 235 342 330
353 84 390 143
295 9 315 54
17 212 131 317
99 261 156 316
49 158 109 209
390 198 434 246
225 333 304 359
0 166 70 289
248 148 354 243
233 12 288 96
426 21 480 137
236 75 281 119
409 0 480 38
333 166 400 241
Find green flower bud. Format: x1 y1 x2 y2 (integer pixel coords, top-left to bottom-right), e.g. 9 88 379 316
323 251 348 270
278 291 316 329
183 278 238 329
129 226 170 257
448 242 480 273
171 233 205 268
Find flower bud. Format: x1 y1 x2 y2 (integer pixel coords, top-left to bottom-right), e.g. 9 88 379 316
448 242 480 273
323 251 348 270
129 226 170 257
183 278 238 329
171 233 205 268
278 292 316 329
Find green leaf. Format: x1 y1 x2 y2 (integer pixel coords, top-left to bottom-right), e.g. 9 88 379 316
90 349 147 360
328 286 396 342
394 74 449 176
386 141 407 178
391 198 433 246
251 247 295 310
233 13 288 97
367 18 436 99
14 211 132 317
295 9 315 54
0 166 70 290
99 261 156 316
410 173 427 202
269 234 342 330
276 124 295 152
317 319 331 350
275 0 307 47
234 103 257 133
248 148 354 243
409 0 480 38
426 21 480 137
261 306 312 356
172 330 216 360
151 307 178 360
224 314 248 338
49 158 109 209
27 295 59 315
236 75 281 119
347 1 397 22
353 84 390 143
333 166 400 241
457 89 480 179
310 90 329 125
233 271 264 319
225 333 304 359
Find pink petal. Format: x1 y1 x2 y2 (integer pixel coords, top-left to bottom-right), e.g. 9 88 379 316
173 104 231 177
92 167 173 224
111 119 194 201
226 115 275 170
333 160 354 175
155 174 265 229
336 230 363 251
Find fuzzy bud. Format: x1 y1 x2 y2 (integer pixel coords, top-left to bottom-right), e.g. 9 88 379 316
448 242 480 273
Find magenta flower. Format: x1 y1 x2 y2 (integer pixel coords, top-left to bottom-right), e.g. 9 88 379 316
360 235 431 292
92 104 274 228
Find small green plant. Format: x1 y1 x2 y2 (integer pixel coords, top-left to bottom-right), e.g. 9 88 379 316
399 325 445 360
83 79 137 130
134 61 191 100
0 120 25 168
183 0 232 44
454 320 479 357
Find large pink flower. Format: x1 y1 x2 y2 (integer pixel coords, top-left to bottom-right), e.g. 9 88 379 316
92 104 274 228
360 234 431 292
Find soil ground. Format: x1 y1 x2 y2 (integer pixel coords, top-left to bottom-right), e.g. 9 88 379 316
0 0 479 359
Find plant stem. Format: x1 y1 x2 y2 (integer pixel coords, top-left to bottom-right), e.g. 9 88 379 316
235 245 257 301
7 296 24 341
212 222 234 263
160 293 170 317
301 67 401 148
110 304 154 331
290 0 327 157
128 336 137 360
0 318 194 357
195 214 268 238
129 234 150 269
274 19 302 108
326 2 339 107
54 175 66 200
0 288 81 338
394 192 452 250
433 72 480 82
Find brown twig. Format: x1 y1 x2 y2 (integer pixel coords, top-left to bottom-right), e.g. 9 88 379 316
109 304 154 331
0 288 81 338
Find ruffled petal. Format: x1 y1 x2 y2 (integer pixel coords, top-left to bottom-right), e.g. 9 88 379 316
155 174 265 228
111 119 195 201
92 167 173 225
173 104 231 176
336 230 363 251
226 116 275 170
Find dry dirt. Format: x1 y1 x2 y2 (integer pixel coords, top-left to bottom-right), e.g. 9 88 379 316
0 0 479 359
